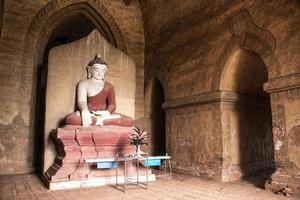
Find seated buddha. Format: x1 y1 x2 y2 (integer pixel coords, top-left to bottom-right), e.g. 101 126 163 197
65 56 134 127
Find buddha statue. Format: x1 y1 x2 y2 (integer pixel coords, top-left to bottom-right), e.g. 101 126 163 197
65 56 134 127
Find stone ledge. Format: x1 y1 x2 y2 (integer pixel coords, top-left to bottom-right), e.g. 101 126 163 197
162 90 269 110
264 73 300 93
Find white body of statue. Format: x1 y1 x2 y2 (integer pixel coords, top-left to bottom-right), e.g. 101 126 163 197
65 57 133 127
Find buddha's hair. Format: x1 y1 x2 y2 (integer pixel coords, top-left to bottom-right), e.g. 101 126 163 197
88 56 107 66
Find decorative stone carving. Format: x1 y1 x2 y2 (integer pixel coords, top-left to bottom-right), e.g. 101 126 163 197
229 9 276 55
213 9 278 90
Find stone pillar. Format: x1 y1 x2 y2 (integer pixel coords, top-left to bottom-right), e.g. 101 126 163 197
264 73 300 197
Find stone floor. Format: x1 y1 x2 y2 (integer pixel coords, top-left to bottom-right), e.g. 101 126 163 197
0 173 297 200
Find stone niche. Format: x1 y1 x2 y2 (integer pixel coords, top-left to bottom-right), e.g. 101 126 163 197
42 30 142 189
220 49 274 181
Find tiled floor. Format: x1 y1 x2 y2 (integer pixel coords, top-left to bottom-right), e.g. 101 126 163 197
0 173 296 200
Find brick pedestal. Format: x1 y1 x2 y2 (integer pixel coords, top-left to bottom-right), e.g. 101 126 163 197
43 125 154 189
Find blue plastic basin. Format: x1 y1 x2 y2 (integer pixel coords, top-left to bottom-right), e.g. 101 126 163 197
96 161 117 169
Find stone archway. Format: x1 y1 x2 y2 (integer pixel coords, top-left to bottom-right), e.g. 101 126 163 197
19 1 128 173
214 9 278 182
145 77 166 156
220 48 274 183
35 13 105 173
212 9 278 91
43 29 136 176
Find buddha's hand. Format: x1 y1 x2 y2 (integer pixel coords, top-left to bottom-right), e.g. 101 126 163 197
92 110 110 116
81 109 92 126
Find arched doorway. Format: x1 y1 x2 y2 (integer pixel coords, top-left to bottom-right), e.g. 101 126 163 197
145 77 166 156
220 48 274 184
34 11 119 173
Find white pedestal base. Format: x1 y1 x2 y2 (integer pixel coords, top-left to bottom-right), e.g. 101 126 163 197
45 174 156 190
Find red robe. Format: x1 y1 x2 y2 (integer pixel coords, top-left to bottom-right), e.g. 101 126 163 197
65 82 133 127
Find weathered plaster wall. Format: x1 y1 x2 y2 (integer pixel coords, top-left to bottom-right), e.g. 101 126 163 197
270 87 300 173
264 75 300 196
141 0 300 181
166 103 223 179
0 0 144 174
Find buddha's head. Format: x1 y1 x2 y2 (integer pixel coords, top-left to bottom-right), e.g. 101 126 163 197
87 56 108 80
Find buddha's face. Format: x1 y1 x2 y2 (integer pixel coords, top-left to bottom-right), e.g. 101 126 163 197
91 63 107 80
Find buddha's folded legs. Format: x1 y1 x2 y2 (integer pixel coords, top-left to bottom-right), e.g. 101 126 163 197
65 112 134 127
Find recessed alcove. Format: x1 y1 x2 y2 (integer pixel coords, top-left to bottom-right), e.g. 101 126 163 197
220 48 274 182
34 13 119 173
35 14 99 173
145 77 166 156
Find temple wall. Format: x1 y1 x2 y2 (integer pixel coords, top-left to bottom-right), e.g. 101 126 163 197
141 0 300 181
165 103 223 180
264 76 300 195
0 0 144 174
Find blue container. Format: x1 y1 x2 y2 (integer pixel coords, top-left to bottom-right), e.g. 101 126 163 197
143 159 161 167
96 161 117 169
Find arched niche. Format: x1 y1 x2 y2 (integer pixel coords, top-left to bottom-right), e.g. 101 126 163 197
35 13 103 171
211 9 278 91
20 1 128 173
43 29 136 173
221 49 268 96
145 77 166 156
220 48 274 182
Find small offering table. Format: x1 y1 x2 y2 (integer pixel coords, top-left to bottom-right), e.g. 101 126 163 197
116 154 150 192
